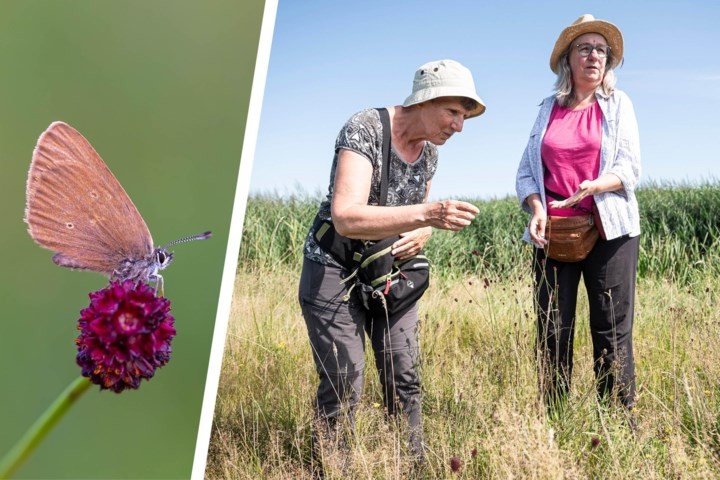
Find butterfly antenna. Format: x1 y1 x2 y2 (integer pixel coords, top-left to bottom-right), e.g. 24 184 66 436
161 231 212 249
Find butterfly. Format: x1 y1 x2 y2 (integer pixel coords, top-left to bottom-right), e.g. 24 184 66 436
25 121 211 294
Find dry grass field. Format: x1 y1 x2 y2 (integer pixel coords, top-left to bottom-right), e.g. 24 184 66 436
207 265 720 479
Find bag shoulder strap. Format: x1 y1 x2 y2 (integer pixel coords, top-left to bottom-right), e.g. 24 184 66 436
375 107 391 207
545 187 568 201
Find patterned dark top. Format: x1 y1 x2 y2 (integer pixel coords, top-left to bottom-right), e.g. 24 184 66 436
304 108 439 266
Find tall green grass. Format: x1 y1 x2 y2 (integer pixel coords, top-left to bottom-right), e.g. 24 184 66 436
239 182 720 284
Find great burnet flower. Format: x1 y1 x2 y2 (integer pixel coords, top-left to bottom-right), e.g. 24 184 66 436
75 280 176 393
450 456 462 473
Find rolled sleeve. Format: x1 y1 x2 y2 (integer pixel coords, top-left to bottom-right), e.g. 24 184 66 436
606 92 641 194
515 98 553 215
595 89 642 239
516 144 540 214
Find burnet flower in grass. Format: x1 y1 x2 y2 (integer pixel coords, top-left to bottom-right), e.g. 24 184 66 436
450 456 462 473
75 279 176 393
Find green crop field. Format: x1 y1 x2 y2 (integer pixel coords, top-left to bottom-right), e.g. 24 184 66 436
208 183 720 479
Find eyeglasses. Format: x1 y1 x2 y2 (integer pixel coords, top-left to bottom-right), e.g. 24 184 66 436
575 43 610 59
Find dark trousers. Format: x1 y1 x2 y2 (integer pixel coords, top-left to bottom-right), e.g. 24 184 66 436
533 234 639 408
298 257 423 456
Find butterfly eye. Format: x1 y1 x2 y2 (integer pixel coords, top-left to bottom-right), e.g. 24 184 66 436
157 251 167 263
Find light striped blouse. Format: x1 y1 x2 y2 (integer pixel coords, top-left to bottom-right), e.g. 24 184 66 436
515 89 641 243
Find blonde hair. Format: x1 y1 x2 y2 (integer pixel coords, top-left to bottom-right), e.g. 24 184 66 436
554 45 618 107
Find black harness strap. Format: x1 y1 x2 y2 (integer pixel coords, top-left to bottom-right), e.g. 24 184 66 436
376 107 391 207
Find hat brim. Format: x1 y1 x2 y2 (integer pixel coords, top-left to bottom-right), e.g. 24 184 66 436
403 87 486 118
550 19 623 73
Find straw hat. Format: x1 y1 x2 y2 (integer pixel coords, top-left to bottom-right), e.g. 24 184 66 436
403 59 486 118
549 14 623 74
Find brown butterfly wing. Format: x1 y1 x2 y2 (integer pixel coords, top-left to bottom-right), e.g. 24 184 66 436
25 121 154 276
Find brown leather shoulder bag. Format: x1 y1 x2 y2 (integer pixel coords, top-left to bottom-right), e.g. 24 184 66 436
544 188 600 262
544 214 599 262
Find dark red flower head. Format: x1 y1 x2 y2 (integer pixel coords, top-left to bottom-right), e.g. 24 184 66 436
75 280 176 393
450 456 462 473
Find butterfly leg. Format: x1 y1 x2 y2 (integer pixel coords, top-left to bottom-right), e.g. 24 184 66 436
149 273 165 297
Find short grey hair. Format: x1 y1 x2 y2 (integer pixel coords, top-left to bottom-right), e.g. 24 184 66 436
554 46 618 108
429 96 480 113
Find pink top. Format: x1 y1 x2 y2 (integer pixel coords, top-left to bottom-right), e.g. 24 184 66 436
541 101 602 217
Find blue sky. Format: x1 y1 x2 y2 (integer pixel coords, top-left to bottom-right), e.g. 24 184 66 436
250 0 720 201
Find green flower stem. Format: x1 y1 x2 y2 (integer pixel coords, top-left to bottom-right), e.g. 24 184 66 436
0 376 91 479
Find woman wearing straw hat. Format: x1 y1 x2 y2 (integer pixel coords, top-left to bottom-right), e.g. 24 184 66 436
515 15 641 412
299 59 484 470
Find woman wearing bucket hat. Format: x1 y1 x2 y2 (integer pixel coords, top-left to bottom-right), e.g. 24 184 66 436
515 15 641 412
299 59 484 472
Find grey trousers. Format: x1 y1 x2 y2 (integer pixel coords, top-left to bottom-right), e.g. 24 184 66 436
533 234 639 408
298 257 423 448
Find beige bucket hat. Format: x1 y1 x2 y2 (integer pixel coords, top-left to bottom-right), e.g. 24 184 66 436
550 14 624 74
403 59 486 118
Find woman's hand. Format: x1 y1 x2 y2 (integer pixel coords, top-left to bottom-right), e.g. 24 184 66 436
525 193 547 247
528 211 548 247
548 180 596 209
426 200 479 231
392 226 432 260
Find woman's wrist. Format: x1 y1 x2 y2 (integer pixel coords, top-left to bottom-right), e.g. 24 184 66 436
422 202 439 225
526 193 544 216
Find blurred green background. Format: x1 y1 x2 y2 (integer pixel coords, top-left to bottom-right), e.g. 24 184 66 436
0 1 264 478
